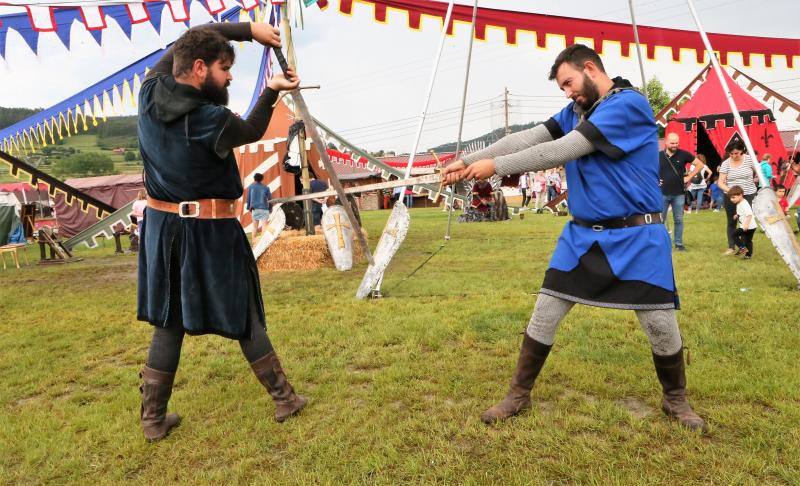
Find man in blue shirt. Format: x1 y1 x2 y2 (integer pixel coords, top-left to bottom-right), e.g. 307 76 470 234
443 44 705 432
245 172 272 239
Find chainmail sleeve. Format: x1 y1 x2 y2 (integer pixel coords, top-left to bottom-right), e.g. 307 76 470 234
462 124 554 165
493 129 595 177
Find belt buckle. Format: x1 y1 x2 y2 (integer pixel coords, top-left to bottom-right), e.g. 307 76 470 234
591 224 604 232
644 213 653 224
178 201 200 218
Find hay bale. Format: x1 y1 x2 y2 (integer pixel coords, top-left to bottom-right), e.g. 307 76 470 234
256 228 368 273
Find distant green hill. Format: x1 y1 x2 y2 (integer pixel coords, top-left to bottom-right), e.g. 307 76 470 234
0 107 43 130
0 109 142 181
428 120 543 154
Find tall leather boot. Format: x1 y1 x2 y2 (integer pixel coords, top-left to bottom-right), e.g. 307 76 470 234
653 349 707 432
480 333 552 424
140 366 181 441
250 351 308 422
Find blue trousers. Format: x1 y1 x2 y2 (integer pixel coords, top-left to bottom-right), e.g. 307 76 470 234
689 188 705 211
662 194 685 247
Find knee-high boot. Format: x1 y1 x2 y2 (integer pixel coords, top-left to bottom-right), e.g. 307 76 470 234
480 334 552 424
653 349 707 432
140 366 181 441
250 351 308 422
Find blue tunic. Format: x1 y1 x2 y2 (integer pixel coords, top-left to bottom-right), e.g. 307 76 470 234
540 81 678 310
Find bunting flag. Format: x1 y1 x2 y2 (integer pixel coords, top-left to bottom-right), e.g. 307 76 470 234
0 0 282 61
0 5 260 156
0 1 277 233
328 0 799 68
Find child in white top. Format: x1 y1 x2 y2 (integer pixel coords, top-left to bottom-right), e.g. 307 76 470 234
729 185 756 259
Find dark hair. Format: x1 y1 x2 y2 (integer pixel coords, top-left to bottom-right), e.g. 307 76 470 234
728 185 744 197
726 140 746 154
172 28 236 77
548 44 606 80
775 184 786 192
253 173 264 182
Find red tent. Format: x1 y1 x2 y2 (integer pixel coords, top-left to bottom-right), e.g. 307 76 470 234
53 174 143 237
663 68 788 174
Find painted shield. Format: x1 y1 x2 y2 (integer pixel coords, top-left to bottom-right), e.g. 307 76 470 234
322 205 355 271
356 201 410 299
252 204 286 260
752 188 800 285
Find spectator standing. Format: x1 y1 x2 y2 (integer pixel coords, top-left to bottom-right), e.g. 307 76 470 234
709 175 724 212
546 168 561 202
658 133 703 251
775 184 789 216
518 172 531 207
729 185 757 259
532 170 547 209
686 154 712 214
245 173 271 239
717 140 759 255
760 154 774 189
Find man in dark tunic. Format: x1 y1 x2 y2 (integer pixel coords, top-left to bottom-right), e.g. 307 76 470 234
137 22 306 441
443 45 706 432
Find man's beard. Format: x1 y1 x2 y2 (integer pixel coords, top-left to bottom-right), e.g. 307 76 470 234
575 74 600 111
200 78 229 106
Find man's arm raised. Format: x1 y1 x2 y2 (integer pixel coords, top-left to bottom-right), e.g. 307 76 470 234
147 22 267 79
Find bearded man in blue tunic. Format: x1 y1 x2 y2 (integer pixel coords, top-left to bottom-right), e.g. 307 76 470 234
443 45 706 432
136 22 306 441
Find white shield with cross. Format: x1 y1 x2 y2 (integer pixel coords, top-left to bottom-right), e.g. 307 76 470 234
322 205 355 271
252 204 286 260
356 201 410 299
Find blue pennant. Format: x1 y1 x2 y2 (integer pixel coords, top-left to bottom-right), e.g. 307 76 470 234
104 5 135 40
53 9 82 51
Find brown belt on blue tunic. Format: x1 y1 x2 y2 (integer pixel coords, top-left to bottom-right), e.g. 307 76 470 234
572 212 663 231
147 197 238 219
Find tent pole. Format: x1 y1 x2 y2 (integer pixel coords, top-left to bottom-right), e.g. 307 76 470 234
627 0 647 90
685 0 800 287
445 0 478 242
366 0 455 298
684 0 766 188
401 0 456 181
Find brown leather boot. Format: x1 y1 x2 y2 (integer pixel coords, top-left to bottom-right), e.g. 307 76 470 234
480 334 552 424
653 349 707 433
140 366 181 442
250 351 308 422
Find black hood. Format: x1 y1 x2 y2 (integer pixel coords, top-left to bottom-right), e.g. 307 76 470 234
610 76 634 90
153 75 210 123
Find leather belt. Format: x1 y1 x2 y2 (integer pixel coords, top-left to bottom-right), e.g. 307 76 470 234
147 197 238 219
572 212 663 231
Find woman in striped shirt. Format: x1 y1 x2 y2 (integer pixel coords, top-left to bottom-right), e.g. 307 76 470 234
717 140 760 255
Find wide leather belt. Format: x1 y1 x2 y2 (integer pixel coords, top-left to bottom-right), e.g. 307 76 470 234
147 197 238 219
572 212 663 231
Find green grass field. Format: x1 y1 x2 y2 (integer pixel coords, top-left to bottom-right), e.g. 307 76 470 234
1 209 798 483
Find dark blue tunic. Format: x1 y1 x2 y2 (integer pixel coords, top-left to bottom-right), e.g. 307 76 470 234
137 75 264 339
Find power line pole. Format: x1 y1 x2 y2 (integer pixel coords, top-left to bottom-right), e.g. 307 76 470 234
504 86 511 136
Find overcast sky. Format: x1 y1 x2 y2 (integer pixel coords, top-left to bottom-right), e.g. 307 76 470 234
1 0 798 153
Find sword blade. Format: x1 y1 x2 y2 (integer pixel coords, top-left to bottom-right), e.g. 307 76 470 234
270 173 443 204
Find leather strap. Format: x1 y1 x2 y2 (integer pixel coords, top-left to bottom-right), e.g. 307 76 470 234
572 212 663 231
147 197 238 219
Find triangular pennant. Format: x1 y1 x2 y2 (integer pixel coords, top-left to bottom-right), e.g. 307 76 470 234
146 2 168 35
